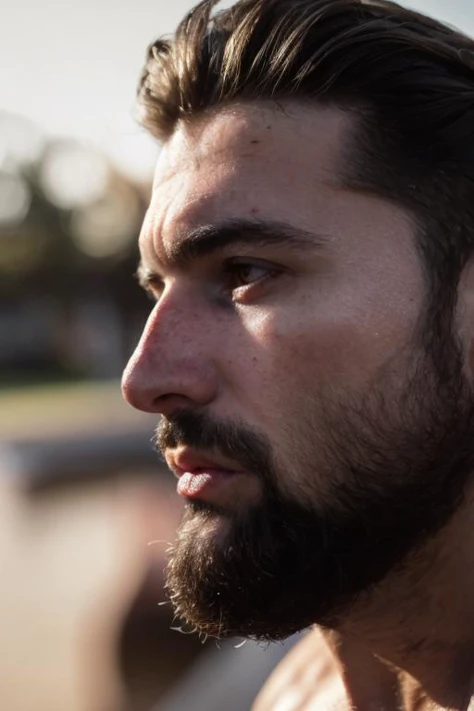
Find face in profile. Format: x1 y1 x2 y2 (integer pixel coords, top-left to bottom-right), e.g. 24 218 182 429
122 102 474 640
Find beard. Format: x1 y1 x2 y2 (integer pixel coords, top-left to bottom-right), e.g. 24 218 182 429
156 328 474 642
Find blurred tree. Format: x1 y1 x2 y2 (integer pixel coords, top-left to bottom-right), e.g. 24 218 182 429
0 112 152 386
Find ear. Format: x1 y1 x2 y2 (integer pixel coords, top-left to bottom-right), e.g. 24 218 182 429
455 258 474 382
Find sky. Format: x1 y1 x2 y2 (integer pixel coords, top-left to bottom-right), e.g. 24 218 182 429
2 0 474 181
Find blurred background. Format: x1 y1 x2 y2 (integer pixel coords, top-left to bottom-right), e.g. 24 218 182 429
1 1 474 710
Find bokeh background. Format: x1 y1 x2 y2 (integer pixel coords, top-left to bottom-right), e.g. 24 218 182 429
1 1 474 710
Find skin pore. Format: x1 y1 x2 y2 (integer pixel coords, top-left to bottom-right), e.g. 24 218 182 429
122 101 474 710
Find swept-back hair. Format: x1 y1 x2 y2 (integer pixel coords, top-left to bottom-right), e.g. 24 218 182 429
138 0 474 342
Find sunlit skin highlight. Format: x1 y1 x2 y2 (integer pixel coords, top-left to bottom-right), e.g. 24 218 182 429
125 105 425 511
122 102 474 710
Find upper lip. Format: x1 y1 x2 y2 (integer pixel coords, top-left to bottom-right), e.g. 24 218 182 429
165 447 244 478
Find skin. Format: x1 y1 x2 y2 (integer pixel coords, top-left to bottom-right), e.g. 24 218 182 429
123 103 424 501
122 102 474 709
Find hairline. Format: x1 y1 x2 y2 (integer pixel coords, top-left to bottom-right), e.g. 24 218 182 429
158 95 372 191
156 95 434 318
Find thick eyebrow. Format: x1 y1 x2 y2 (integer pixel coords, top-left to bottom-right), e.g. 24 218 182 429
136 218 329 288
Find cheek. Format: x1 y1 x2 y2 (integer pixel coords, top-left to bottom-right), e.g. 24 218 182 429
226 288 419 460
234 315 371 503
251 311 387 396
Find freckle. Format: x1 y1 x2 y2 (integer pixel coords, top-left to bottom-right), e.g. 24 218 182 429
266 125 271 130
250 139 260 144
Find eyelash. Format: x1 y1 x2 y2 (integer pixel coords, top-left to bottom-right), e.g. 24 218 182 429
223 260 277 292
142 259 280 303
143 277 164 303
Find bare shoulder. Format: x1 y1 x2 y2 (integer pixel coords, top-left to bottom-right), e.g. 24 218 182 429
252 627 344 711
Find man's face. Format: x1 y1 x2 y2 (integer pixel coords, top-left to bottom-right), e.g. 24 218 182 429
122 102 474 640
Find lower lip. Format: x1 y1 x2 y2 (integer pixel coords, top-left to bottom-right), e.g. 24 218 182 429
177 470 239 499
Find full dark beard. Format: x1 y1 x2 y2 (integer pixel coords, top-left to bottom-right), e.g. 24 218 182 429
158 337 474 642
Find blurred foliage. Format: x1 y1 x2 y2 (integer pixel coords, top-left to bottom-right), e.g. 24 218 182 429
0 112 152 387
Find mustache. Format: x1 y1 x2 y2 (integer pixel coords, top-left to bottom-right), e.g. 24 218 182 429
154 409 274 480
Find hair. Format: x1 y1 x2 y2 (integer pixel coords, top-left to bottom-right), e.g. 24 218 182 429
138 0 474 350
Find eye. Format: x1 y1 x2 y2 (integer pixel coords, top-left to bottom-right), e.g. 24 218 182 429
225 260 276 289
142 275 165 303
227 262 270 287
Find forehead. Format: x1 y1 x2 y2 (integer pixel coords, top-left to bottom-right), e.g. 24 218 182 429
141 101 416 271
154 101 349 183
142 103 352 255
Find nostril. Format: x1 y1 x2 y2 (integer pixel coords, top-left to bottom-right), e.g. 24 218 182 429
151 392 199 418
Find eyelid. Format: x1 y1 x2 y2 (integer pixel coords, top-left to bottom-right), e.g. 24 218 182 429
136 256 283 302
139 272 165 300
222 258 284 302
224 256 281 273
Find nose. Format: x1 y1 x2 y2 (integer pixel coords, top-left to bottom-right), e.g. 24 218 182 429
122 290 218 417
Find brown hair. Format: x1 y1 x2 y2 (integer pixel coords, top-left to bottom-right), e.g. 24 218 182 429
138 0 474 343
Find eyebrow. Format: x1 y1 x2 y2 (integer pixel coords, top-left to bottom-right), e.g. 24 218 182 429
136 217 329 287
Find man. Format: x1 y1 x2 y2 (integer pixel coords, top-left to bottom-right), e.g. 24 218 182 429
122 0 474 708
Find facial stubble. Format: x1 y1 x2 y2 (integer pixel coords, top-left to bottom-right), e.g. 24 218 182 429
158 335 474 642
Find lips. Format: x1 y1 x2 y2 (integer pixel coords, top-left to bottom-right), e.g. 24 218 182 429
166 447 254 504
167 448 242 479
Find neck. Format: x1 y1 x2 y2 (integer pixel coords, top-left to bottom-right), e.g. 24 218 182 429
321 489 474 710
